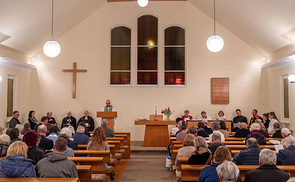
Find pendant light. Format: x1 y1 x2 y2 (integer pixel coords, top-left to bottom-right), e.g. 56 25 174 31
43 0 61 57
138 0 148 7
207 0 224 52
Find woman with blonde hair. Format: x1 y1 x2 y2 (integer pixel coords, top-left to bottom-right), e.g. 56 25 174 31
198 146 242 182
233 123 250 137
259 123 269 138
0 134 10 157
188 136 211 165
0 141 36 177
175 134 196 178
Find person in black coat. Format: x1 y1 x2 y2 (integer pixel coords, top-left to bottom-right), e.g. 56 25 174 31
233 122 250 137
61 111 77 130
23 130 45 165
78 110 95 132
272 123 283 138
262 113 270 129
37 125 53 150
232 109 248 132
276 136 295 165
47 112 56 125
9 111 21 128
202 121 213 134
233 138 261 165
27 110 38 130
208 132 232 157
34 116 48 132
197 122 209 137
244 149 289 182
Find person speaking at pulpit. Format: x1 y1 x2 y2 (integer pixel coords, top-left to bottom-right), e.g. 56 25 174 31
101 99 117 126
78 110 95 131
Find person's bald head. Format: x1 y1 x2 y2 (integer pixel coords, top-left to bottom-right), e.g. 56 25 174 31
106 99 111 106
67 111 72 117
246 137 258 148
84 110 89 117
102 119 108 127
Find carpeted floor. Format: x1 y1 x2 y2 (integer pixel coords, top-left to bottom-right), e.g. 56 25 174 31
120 151 172 182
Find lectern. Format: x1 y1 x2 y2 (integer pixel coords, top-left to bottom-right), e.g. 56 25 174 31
97 111 117 130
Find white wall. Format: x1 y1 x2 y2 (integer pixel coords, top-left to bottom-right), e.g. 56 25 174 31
5 2 267 141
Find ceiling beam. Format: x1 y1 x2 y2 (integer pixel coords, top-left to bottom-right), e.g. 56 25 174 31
108 0 186 2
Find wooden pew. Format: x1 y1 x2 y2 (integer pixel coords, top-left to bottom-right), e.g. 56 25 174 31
73 150 111 163
106 137 124 147
77 165 92 182
225 137 283 141
115 132 131 159
0 178 79 182
68 157 104 172
226 145 275 150
181 164 295 181
78 144 116 156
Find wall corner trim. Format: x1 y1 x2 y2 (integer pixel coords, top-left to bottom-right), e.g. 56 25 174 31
262 57 295 71
0 57 36 72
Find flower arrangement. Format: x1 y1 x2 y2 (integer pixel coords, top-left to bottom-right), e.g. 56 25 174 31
161 107 174 120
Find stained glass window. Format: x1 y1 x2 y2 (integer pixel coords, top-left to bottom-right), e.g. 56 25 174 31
111 26 131 85
137 15 158 85
164 26 185 85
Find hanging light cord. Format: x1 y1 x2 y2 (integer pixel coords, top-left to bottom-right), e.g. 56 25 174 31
51 0 54 40
214 0 216 35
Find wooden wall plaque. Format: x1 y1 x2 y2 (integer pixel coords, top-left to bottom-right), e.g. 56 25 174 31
211 78 229 104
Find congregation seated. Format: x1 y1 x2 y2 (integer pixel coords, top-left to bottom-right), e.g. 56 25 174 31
46 125 59 143
232 109 248 132
198 146 242 182
0 134 10 157
258 123 269 138
37 137 78 178
60 127 79 150
175 134 196 178
78 121 91 137
38 125 53 150
188 136 211 165
233 122 250 137
202 120 213 134
58 134 74 157
22 122 31 135
0 141 36 177
78 110 95 132
47 111 57 125
176 120 188 141
208 122 225 142
61 111 77 130
197 122 209 137
272 123 283 138
171 118 181 135
219 120 229 138
102 119 115 137
34 116 48 131
208 132 231 156
8 128 21 145
15 124 24 140
276 136 295 165
23 130 45 165
9 110 21 128
244 149 289 182
72 125 89 144
233 138 260 165
246 123 266 145
216 161 240 182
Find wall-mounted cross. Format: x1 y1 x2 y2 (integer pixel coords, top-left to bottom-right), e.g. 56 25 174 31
63 62 87 98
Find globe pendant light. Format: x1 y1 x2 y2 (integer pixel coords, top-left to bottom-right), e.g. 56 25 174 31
207 0 224 52
138 0 148 7
288 74 295 83
43 0 61 57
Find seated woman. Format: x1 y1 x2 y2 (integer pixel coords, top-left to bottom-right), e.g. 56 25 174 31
188 136 211 165
217 110 226 120
60 127 79 150
87 127 115 180
0 141 36 177
0 134 10 157
197 146 242 182
246 123 266 145
259 123 269 138
175 134 196 178
219 120 229 138
233 122 250 137
176 121 188 141
8 128 21 145
77 122 91 137
23 130 45 165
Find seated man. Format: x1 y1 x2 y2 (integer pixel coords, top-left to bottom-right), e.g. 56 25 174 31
203 120 213 134
244 149 289 182
197 121 209 137
233 138 261 165
208 132 231 156
208 122 225 142
181 110 193 122
61 111 77 130
37 137 78 177
101 119 115 137
34 116 48 132
9 111 21 128
72 126 89 144
272 123 283 138
276 136 295 165
232 109 248 132
216 161 240 182
78 110 95 132
47 112 56 125
37 125 53 150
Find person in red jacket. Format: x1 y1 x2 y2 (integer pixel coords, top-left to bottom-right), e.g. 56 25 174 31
181 110 193 122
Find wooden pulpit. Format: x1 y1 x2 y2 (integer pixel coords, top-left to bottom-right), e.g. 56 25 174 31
97 111 117 130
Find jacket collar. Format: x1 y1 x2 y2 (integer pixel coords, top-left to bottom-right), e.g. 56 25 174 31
248 144 260 149
258 165 279 170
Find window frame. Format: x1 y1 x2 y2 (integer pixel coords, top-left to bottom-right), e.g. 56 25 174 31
281 74 290 122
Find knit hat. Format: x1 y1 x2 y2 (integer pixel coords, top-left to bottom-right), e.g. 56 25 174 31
281 128 291 136
250 123 260 131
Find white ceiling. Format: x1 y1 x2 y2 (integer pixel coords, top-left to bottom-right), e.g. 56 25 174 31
0 0 295 57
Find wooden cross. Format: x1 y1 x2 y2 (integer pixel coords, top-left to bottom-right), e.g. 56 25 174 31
63 62 87 98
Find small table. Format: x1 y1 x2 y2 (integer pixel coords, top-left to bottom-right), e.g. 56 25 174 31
135 120 176 147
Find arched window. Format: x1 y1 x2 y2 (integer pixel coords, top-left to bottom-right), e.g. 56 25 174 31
164 26 185 85
137 15 158 85
110 26 131 85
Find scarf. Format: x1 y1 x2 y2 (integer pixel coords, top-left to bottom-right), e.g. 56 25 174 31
104 105 113 112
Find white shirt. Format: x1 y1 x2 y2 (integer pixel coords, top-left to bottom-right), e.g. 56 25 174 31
209 130 225 142
198 116 212 122
171 127 179 135
217 116 226 120
268 119 279 133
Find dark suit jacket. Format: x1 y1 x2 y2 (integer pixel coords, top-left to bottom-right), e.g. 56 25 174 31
203 126 213 134
277 145 295 165
39 135 53 150
9 117 21 128
233 144 261 165
273 129 283 138
244 165 289 182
